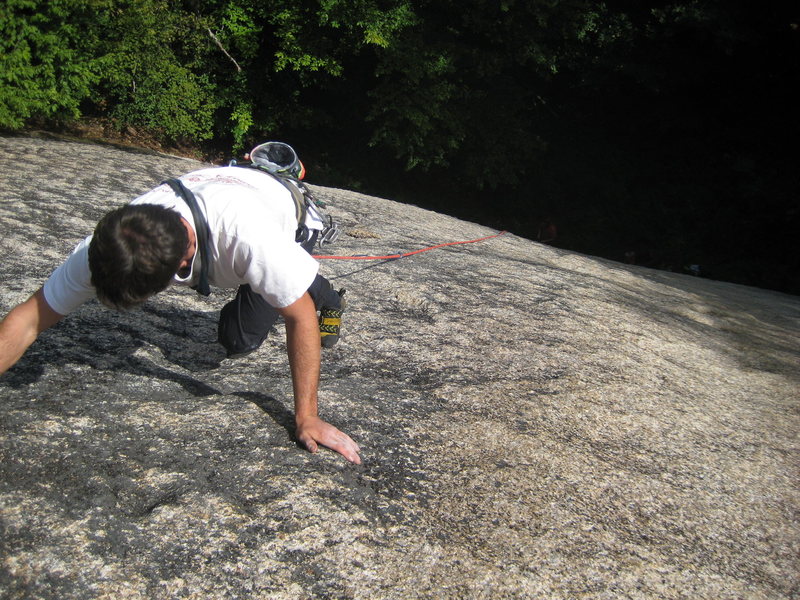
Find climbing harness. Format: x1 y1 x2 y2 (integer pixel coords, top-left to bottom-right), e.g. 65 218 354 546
313 231 508 261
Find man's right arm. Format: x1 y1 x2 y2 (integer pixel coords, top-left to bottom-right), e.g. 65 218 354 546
0 288 63 375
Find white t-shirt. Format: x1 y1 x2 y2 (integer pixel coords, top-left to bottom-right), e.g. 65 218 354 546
43 167 321 315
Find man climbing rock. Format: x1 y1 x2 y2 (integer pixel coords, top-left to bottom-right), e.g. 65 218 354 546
0 143 361 464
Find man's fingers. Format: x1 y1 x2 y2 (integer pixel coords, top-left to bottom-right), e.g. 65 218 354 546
298 433 319 454
333 432 360 453
324 435 362 464
336 446 362 464
296 418 361 463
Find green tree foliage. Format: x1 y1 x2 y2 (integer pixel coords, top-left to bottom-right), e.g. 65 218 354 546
93 0 217 141
0 0 105 128
160 0 415 149
0 0 795 292
366 0 607 188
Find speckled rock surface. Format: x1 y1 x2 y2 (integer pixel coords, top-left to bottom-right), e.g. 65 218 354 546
1 135 798 599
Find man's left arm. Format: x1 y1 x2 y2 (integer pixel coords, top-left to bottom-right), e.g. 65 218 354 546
278 292 361 464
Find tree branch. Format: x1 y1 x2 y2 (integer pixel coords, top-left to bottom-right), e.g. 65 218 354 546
207 28 241 72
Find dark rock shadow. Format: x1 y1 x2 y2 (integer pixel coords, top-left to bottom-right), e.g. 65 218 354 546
1 300 227 396
231 391 296 440
230 391 294 437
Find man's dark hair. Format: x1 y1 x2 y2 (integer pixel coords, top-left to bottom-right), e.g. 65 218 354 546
88 204 188 310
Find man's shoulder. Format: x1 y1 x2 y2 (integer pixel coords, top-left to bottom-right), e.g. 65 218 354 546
42 236 95 316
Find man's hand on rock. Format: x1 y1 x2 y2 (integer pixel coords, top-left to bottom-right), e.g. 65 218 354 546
296 415 361 464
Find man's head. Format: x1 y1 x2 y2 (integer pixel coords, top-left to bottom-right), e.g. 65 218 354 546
88 204 189 310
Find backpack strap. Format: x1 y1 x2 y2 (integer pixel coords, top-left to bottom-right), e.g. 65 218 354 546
246 165 308 225
163 178 212 296
231 160 340 248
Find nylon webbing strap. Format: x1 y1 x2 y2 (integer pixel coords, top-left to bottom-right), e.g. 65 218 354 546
276 176 308 226
246 165 307 225
163 178 212 296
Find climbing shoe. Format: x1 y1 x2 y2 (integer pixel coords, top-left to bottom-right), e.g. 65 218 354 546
319 289 346 348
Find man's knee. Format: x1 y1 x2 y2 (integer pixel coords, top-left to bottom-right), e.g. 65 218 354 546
217 285 279 357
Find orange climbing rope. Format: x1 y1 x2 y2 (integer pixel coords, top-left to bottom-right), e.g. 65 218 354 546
313 230 508 261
